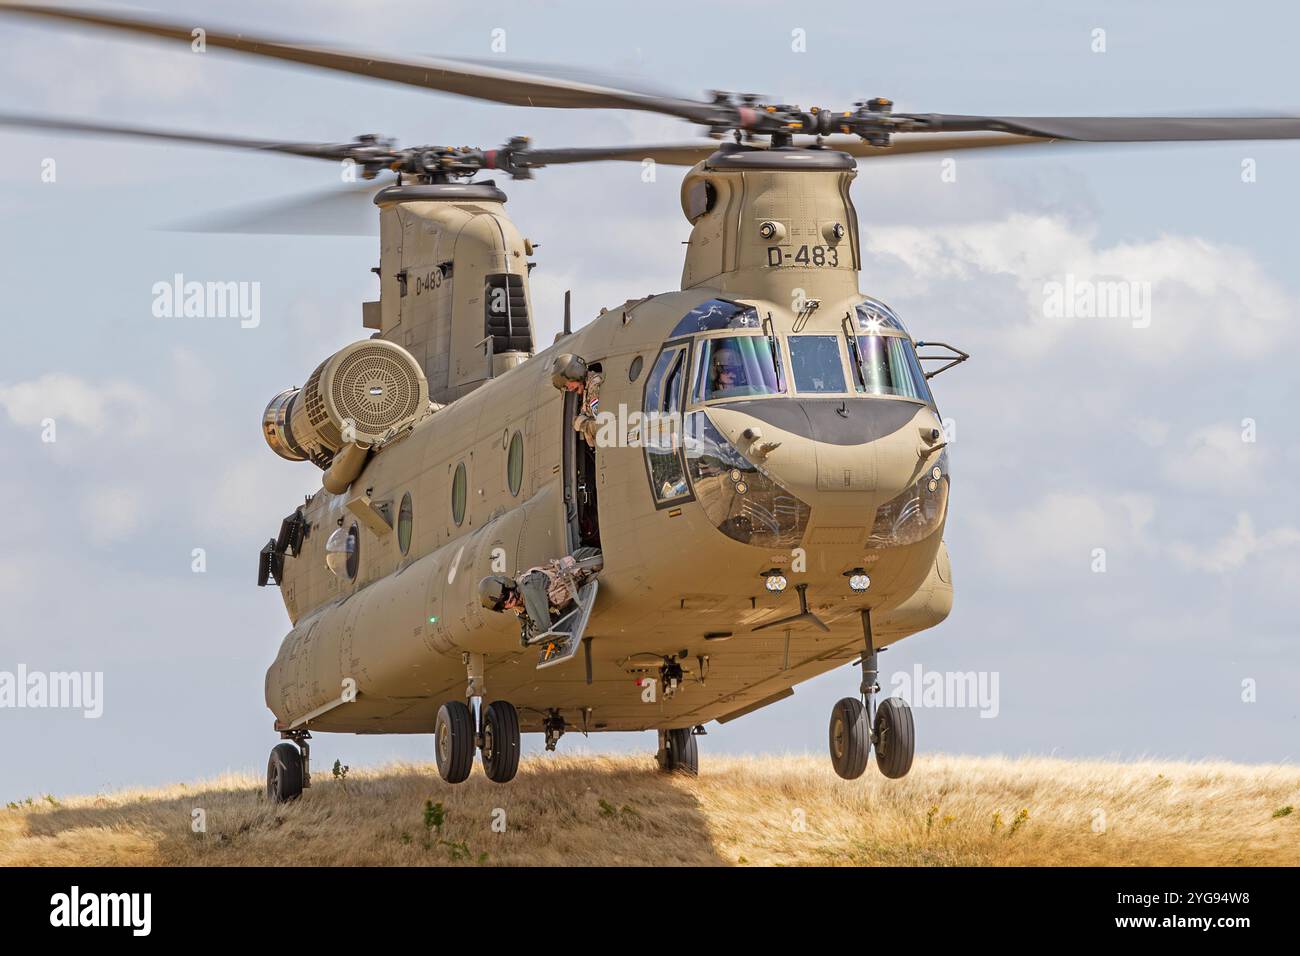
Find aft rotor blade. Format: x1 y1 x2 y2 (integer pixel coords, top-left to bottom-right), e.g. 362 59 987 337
162 182 383 236
520 143 726 167
1 4 720 125
897 114 1300 142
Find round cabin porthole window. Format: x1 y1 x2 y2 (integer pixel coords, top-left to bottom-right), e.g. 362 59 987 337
397 492 413 555
452 462 467 526
629 355 644 382
507 431 524 496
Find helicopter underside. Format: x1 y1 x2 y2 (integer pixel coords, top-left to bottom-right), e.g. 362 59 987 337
294 536 951 737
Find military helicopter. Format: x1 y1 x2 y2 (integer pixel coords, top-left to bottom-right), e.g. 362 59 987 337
7 5 1300 799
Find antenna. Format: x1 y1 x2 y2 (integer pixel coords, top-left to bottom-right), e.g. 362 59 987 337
563 290 572 336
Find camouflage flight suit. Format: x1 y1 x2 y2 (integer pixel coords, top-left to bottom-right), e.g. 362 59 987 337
572 370 604 448
511 549 603 644
514 563 570 640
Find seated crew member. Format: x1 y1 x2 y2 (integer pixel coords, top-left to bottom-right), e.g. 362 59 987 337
479 547 603 645
708 344 750 399
550 353 603 448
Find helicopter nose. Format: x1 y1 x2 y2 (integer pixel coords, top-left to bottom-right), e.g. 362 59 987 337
706 397 942 509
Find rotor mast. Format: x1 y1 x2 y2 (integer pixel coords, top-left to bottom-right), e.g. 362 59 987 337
679 145 862 304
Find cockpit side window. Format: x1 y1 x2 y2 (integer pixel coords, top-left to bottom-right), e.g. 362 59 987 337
854 300 907 333
691 335 785 403
849 334 934 404
642 344 692 506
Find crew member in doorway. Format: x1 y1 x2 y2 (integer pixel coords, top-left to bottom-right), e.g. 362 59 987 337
550 353 603 448
478 547 603 645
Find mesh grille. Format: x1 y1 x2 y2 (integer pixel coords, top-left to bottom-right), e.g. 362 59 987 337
329 344 424 434
304 362 328 428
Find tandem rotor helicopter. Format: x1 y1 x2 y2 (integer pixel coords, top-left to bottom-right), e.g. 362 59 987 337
7 5 1300 799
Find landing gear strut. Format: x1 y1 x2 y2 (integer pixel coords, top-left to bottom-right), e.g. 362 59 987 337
266 729 310 803
828 609 914 780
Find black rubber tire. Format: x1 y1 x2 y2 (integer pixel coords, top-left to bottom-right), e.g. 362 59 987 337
828 697 870 780
873 696 916 779
266 742 304 803
481 700 521 784
662 728 699 776
435 701 475 784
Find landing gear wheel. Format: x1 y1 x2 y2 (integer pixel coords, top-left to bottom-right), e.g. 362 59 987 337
266 742 304 803
480 700 521 784
659 728 698 776
435 701 475 784
873 697 915 779
828 697 870 780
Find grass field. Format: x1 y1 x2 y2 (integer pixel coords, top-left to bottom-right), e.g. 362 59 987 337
3 753 1297 866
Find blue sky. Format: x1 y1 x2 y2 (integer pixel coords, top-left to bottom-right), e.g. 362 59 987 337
1 0 1296 802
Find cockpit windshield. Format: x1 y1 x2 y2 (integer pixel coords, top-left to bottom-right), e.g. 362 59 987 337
848 334 933 402
692 335 784 402
787 335 848 394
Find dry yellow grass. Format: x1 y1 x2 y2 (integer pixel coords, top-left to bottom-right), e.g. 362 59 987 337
2 753 1296 866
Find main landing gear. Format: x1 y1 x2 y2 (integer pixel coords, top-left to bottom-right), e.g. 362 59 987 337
829 609 915 780
434 652 522 785
656 725 704 776
266 729 310 803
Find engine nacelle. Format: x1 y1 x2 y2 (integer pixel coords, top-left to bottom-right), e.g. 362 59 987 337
262 339 429 467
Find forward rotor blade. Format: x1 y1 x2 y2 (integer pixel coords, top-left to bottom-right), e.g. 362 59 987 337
897 114 1300 142
1 4 720 125
0 111 389 163
523 135 1054 168
823 132 1050 157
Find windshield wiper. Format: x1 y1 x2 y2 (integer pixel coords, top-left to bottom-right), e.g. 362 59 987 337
763 312 783 391
842 312 867 390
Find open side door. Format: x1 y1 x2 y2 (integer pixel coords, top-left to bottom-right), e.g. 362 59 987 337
534 579 599 670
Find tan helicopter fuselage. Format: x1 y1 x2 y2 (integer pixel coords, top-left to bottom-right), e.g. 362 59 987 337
264 147 953 737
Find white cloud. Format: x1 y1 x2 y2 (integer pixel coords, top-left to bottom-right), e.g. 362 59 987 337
1129 416 1171 448
206 453 317 545
864 214 1297 363
1160 424 1264 494
0 373 152 436
1168 512 1300 574
980 492 1300 579
80 485 146 545
0 32 209 115
971 491 1156 577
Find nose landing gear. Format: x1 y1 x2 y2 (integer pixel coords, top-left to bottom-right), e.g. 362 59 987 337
656 726 701 776
435 653 522 784
480 700 521 783
829 609 915 780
